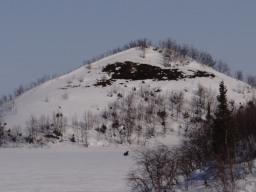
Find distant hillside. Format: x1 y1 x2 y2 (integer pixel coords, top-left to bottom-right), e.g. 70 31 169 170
0 46 254 147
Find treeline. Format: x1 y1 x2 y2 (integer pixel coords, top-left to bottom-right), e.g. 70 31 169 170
83 38 152 65
83 38 222 72
0 111 67 147
0 78 233 148
0 80 217 147
159 38 217 69
158 38 256 88
127 82 256 192
83 38 256 87
83 38 232 77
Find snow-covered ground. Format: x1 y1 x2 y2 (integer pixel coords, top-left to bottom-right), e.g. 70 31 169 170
1 144 256 192
0 145 134 192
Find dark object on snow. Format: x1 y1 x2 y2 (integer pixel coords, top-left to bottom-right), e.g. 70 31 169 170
124 150 129 156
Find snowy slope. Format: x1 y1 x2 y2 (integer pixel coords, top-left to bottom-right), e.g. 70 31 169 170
4 47 255 137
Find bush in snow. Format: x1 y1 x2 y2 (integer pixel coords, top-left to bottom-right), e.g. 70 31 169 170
127 145 180 192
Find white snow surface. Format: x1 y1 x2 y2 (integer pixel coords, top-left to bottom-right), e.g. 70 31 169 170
1 145 256 192
0 145 134 192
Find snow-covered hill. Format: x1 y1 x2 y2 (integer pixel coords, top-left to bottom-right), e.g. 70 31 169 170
2 46 255 146
1 46 256 192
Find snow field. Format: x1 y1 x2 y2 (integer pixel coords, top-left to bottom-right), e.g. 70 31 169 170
0 145 133 192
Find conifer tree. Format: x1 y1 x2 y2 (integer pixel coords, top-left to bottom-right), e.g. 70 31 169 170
212 81 232 156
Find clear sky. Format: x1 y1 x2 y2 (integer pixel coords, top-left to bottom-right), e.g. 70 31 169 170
1 0 256 95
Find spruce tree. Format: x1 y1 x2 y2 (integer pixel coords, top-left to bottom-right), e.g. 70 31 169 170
212 81 232 155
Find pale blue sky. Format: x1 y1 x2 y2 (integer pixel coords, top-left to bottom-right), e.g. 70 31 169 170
1 0 256 95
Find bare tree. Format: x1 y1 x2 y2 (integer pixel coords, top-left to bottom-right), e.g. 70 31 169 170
176 91 184 118
0 118 5 146
157 109 168 135
234 70 243 81
214 157 237 192
72 114 80 142
80 111 95 146
198 51 216 68
127 145 180 192
145 99 157 137
215 60 230 75
169 91 184 119
247 75 256 87
14 84 25 97
26 115 38 143
192 84 207 118
10 126 23 146
124 93 136 142
52 111 67 139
